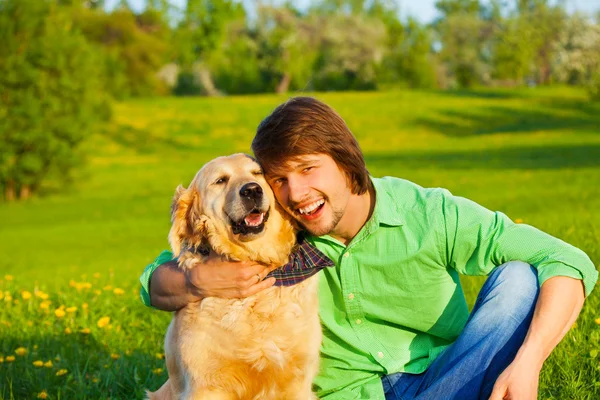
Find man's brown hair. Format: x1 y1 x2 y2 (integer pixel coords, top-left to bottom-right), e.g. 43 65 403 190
251 97 371 195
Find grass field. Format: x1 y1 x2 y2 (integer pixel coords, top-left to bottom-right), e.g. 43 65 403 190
1 87 599 399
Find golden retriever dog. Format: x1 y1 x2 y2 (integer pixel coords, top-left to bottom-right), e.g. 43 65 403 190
148 154 322 400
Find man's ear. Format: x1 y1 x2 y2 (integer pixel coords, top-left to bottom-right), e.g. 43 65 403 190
168 185 200 257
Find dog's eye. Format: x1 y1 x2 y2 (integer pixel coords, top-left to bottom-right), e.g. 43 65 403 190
214 177 229 185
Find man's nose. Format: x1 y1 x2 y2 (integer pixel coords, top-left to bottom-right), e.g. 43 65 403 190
239 182 263 201
287 176 309 204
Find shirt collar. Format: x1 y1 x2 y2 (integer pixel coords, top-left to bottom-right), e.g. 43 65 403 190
371 177 404 227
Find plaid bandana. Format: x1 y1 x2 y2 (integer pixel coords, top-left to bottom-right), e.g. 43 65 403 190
266 234 334 287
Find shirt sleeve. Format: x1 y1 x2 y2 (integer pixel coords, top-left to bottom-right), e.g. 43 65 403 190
139 250 175 307
439 189 598 297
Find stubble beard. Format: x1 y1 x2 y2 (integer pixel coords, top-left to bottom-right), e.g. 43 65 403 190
301 206 345 237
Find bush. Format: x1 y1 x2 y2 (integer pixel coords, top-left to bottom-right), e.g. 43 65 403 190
0 0 110 201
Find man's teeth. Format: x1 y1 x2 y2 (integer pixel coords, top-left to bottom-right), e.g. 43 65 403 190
297 199 324 215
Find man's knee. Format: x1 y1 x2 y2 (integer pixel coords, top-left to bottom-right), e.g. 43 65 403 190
479 261 539 323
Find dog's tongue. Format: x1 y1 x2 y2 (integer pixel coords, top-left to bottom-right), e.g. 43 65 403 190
244 213 264 227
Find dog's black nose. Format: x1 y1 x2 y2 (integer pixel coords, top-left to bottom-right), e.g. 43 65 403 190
240 182 263 201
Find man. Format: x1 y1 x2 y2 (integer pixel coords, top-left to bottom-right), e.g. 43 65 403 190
140 97 597 400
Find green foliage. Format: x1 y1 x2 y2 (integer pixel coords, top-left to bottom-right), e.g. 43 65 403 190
73 6 170 98
313 14 387 91
0 0 110 201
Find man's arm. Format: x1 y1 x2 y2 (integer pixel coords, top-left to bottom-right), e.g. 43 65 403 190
145 252 280 312
489 276 584 400
438 188 597 399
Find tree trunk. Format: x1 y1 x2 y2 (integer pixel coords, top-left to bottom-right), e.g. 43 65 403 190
195 64 221 97
19 184 31 200
5 179 15 202
276 72 291 94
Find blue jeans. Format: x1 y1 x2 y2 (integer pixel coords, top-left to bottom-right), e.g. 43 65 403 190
382 261 539 400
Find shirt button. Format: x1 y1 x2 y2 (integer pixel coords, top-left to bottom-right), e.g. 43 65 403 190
378 352 384 359
355 319 362 325
348 293 355 300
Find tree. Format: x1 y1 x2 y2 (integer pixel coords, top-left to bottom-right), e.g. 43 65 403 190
172 0 245 96
73 6 170 97
254 5 318 93
312 13 387 90
433 0 488 88
0 0 110 200
553 13 600 99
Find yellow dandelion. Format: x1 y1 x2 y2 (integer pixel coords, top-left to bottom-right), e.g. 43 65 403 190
0 356 4 363
56 369 68 376
33 344 38 350
40 300 51 310
113 288 125 295
6 355 15 362
92 377 99 383
93 290 101 295
69 280 77 287
81 328 91 335
37 391 48 399
594 318 600 325
81 282 92 289
93 273 101 278
0 292 3 300
21 291 32 300
4 295 12 302
44 360 53 368
82 303 88 309
4 275 13 281
514 218 524 224
35 290 49 300
55 308 66 318
153 368 163 375
110 353 120 360
155 353 165 360
33 360 44 367
64 327 72 334
66 306 77 313
97 316 110 328
27 321 33 327
15 347 27 356
103 285 113 291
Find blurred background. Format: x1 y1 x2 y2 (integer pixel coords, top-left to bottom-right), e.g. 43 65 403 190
1 0 600 202
1 1 600 399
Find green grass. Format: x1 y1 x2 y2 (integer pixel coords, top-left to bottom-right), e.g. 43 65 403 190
1 86 599 399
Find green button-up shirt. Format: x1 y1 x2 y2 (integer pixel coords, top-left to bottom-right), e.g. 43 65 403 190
140 176 597 400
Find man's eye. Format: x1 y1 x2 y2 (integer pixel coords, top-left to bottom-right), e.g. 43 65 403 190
214 177 228 184
303 167 314 173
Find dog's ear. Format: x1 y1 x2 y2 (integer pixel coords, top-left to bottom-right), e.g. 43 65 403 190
168 185 203 257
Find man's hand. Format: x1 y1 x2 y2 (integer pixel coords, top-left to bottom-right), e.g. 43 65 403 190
186 251 279 299
489 354 542 400
149 252 280 311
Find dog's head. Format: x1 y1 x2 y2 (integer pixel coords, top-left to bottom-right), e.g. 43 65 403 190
169 153 296 265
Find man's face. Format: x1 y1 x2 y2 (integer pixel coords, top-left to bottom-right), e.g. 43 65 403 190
266 153 352 237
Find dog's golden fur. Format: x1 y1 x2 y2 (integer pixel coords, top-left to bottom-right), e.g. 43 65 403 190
147 154 321 400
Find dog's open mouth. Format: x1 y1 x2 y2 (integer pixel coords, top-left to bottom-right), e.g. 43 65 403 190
231 208 270 236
